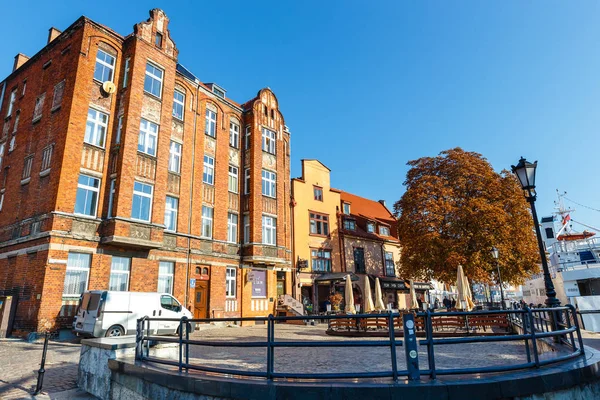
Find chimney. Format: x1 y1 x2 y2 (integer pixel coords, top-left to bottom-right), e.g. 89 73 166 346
47 27 62 44
13 53 29 72
378 200 386 207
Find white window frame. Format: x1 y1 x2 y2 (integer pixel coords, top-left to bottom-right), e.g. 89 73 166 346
131 181 153 222
262 215 276 246
367 222 375 233
94 49 115 83
243 214 250 244
226 267 236 298
228 165 238 193
343 203 351 215
109 257 131 292
158 261 175 294
164 196 178 232
115 115 123 144
123 58 130 88
40 144 53 173
201 205 213 239
107 178 116 218
173 90 185 121
0 191 4 212
205 109 216 137
203 155 214 185
379 226 390 236
85 108 108 148
169 141 182 173
227 213 238 243
385 252 395 277
0 142 4 168
262 127 276 154
138 118 159 156
63 253 91 297
244 126 251 149
22 155 33 180
144 62 163 98
229 121 239 148
75 174 100 217
6 89 16 117
244 168 251 195
261 169 276 198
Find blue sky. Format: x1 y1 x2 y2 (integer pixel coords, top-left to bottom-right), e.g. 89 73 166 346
3 1 600 230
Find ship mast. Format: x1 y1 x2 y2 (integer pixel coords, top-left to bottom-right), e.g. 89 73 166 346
553 190 575 238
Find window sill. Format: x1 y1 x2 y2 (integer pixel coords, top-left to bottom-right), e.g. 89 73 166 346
130 217 152 224
203 181 214 186
262 243 277 247
309 234 329 238
137 150 157 159
200 236 213 240
172 116 184 123
32 116 42 124
226 296 237 299
205 133 216 139
4 115 11 122
143 90 162 102
262 195 277 200
20 177 31 185
84 142 106 151
51 105 61 113
262 150 276 156
39 168 51 177
73 212 99 220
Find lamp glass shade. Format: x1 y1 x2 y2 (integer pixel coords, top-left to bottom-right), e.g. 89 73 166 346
491 247 499 259
511 157 537 190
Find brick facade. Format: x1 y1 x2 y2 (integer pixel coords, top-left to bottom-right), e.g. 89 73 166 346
0 9 292 334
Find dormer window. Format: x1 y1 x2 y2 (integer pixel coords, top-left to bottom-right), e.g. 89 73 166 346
343 218 356 230
379 226 390 236
207 83 226 99
367 223 375 233
343 202 351 215
155 32 163 47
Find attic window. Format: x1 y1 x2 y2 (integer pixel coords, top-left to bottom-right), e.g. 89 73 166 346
155 32 163 47
379 226 390 236
213 87 225 99
270 109 275 119
367 222 375 233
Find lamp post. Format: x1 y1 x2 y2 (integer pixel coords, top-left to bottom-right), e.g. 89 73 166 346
511 158 561 330
491 247 505 309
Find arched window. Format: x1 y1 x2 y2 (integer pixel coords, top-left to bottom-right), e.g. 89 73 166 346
202 267 209 275
195 267 200 274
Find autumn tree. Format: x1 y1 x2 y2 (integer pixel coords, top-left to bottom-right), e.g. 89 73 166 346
393 148 539 285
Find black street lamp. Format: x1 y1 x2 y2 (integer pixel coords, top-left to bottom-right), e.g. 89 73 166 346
491 247 505 309
511 157 561 311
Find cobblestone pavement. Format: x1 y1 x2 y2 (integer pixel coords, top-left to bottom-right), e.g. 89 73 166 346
0 339 81 400
181 323 537 376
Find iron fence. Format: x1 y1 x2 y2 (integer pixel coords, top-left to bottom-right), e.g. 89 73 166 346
135 305 584 382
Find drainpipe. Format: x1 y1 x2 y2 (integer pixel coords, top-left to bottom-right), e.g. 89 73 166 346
185 83 200 308
337 207 346 272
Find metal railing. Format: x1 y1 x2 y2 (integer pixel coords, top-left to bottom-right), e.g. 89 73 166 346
135 305 584 382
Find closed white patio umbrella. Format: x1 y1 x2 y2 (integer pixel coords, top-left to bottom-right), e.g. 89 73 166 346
344 274 356 314
456 265 475 311
363 276 375 313
409 280 419 310
374 277 386 311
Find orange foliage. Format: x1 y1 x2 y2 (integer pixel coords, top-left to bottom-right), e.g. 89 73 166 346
393 148 539 285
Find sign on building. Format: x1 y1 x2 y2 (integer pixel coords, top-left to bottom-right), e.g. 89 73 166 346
190 278 196 288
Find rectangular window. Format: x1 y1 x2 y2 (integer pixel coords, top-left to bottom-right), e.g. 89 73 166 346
107 178 116 218
201 205 213 239
109 257 130 291
226 267 236 298
385 252 395 277
343 218 356 230
367 222 375 233
33 93 45 122
138 118 158 156
343 203 351 215
251 269 266 298
0 191 4 212
40 144 53 172
12 111 19 133
94 49 115 82
229 122 239 148
169 141 182 173
173 90 185 120
0 143 5 168
115 115 123 144
205 109 216 137
6 89 16 117
22 155 33 180
131 181 153 222
353 248 365 273
22 81 26 96
379 226 390 236
123 58 130 88
164 196 178 232
243 214 250 244
309 212 329 236
63 253 91 296
227 213 238 243
158 261 174 294
262 127 276 154
85 108 108 148
228 165 238 193
144 62 163 98
75 174 100 217
51 80 65 110
155 32 163 47
244 126 251 149
262 215 276 245
313 186 323 201
203 155 214 185
261 169 276 198
311 249 332 272
244 168 251 195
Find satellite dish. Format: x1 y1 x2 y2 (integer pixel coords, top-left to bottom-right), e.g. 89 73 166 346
101 81 116 96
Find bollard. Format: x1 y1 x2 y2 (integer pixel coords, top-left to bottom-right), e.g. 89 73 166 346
403 314 420 381
33 331 50 395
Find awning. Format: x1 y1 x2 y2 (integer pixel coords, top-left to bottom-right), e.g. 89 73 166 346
409 281 434 291
314 272 359 283
374 276 408 290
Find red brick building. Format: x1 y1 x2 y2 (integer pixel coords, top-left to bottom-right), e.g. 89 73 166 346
0 9 292 334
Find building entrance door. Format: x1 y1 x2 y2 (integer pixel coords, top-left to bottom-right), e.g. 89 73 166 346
194 282 209 319
277 272 286 296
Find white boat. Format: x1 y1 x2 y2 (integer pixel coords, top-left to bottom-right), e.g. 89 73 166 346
522 191 600 331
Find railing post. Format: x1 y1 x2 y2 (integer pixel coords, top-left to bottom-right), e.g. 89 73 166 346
184 316 190 372
145 317 151 358
521 310 531 364
33 331 50 395
566 304 585 356
135 318 142 361
178 318 183 372
403 313 420 381
388 313 399 382
526 307 540 367
266 314 274 380
425 309 436 379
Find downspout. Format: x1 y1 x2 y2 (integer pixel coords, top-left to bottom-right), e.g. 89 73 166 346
185 82 200 308
337 207 346 272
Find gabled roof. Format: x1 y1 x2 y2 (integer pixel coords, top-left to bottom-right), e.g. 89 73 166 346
339 191 399 242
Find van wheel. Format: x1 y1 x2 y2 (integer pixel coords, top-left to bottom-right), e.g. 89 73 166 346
106 325 125 337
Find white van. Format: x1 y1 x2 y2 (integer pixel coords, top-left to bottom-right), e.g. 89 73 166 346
72 291 193 337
